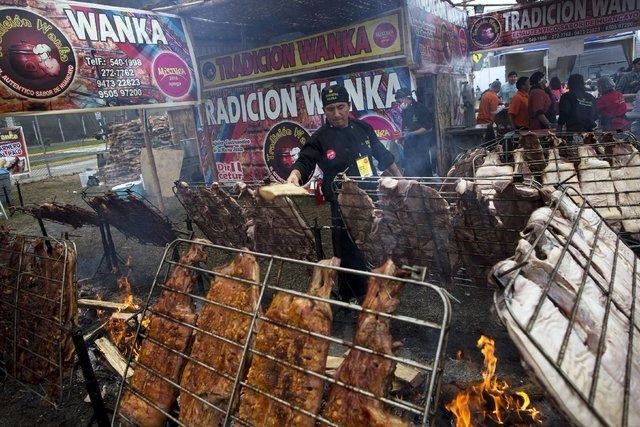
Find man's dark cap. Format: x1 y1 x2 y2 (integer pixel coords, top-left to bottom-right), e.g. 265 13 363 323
395 88 412 100
633 58 640 65
322 85 349 107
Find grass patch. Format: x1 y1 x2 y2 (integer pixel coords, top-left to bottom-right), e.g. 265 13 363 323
30 153 95 168
28 139 104 155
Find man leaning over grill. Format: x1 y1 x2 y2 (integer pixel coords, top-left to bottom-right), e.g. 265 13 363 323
286 84 402 301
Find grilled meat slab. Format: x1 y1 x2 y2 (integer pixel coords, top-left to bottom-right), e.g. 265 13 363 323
322 259 408 426
119 241 207 427
179 252 260 427
238 257 339 426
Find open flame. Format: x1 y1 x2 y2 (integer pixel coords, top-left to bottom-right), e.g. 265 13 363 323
445 336 542 426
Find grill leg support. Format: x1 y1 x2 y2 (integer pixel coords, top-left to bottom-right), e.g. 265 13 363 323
71 327 110 427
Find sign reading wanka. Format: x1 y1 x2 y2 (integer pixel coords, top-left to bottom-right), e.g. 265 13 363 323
199 11 404 89
468 0 640 52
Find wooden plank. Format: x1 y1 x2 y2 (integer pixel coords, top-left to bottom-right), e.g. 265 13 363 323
78 298 129 311
95 337 133 378
110 312 142 322
325 355 424 387
258 183 309 201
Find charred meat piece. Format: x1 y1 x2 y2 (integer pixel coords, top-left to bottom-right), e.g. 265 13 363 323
179 252 260 427
440 147 488 199
87 192 176 246
322 259 408 426
237 183 315 261
238 257 339 426
492 183 543 236
452 179 515 287
15 203 100 228
175 182 248 248
119 241 207 427
517 132 546 179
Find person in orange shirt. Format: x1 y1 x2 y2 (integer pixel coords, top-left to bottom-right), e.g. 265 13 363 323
508 76 530 129
477 80 503 141
477 81 503 124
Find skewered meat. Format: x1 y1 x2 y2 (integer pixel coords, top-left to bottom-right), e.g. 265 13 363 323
175 182 248 248
512 148 533 180
15 203 100 228
179 251 260 427
607 145 640 233
238 257 339 426
474 151 513 210
491 191 640 427
120 241 207 427
322 259 408 426
440 147 488 197
86 192 176 246
517 132 546 178
492 183 543 233
542 148 579 190
336 177 383 264
0 236 78 401
452 179 515 287
578 145 622 221
236 183 315 261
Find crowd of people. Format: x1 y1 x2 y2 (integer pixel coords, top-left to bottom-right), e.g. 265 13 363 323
476 63 640 140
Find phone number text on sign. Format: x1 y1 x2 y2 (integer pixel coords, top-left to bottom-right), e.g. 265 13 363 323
0 142 24 157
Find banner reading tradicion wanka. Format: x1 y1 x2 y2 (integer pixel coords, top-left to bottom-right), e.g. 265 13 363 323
0 0 199 115
199 66 411 184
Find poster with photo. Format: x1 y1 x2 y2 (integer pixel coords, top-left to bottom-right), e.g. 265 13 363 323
0 127 30 176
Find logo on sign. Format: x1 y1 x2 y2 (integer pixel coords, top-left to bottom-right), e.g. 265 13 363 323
153 52 192 98
326 149 336 160
458 28 468 57
202 61 217 81
373 22 397 49
264 121 310 182
0 8 76 99
470 16 501 49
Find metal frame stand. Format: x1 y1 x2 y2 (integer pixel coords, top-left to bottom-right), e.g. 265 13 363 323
92 219 125 277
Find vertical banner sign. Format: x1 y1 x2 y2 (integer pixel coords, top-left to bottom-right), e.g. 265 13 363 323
199 11 405 90
0 0 198 115
468 0 640 52
199 66 411 184
406 0 471 74
0 126 30 176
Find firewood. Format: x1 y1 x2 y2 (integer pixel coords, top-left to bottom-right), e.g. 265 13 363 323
95 337 133 378
325 355 424 387
110 312 142 322
258 183 309 201
78 298 130 311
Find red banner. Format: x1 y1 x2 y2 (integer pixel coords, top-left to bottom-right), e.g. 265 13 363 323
0 127 30 176
468 0 640 52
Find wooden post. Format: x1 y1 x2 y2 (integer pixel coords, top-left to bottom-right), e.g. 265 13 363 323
140 109 165 211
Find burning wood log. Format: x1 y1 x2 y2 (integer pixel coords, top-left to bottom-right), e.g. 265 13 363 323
95 337 133 378
78 298 131 311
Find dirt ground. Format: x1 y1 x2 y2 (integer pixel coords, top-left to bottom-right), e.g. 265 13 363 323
0 176 569 426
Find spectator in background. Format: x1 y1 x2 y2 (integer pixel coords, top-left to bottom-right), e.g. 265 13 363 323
528 71 557 130
557 74 597 132
549 77 564 104
596 76 630 131
615 58 640 94
477 80 503 141
627 90 640 138
508 76 530 130
500 71 518 105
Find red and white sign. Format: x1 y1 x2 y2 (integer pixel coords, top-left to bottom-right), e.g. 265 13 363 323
0 126 30 176
469 0 640 52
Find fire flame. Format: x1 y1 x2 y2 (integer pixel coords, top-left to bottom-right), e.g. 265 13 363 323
445 336 542 426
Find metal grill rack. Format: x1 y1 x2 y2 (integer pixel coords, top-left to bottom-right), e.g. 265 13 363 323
462 131 640 249
112 239 451 426
492 186 639 427
332 174 541 288
0 232 78 405
173 181 319 261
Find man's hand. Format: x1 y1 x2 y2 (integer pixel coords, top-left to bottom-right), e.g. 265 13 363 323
286 170 302 186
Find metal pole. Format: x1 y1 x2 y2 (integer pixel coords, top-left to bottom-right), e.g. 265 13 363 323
141 109 165 211
34 116 52 177
58 117 66 143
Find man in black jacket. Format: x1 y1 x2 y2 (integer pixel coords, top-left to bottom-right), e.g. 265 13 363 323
396 87 435 177
557 74 597 133
287 84 401 299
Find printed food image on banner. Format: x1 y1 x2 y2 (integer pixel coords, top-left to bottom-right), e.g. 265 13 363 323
0 127 31 176
0 0 199 115
199 66 410 184
264 122 310 182
407 0 471 74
